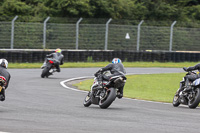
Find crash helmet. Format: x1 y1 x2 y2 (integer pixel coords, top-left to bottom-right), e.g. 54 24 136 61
112 58 121 64
55 48 62 53
0 59 8 69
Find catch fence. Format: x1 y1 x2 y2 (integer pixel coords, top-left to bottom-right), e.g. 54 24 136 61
1 16 200 51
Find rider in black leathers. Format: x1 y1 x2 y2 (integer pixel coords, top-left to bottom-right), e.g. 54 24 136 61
95 58 126 99
0 59 11 101
181 63 200 91
41 48 64 72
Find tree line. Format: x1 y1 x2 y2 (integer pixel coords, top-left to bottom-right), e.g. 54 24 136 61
1 0 200 23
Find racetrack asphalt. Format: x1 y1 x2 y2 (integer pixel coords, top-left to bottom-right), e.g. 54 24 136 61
0 68 200 133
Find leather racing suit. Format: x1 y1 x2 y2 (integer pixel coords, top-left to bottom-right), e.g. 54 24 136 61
0 66 11 101
46 52 64 72
97 63 126 97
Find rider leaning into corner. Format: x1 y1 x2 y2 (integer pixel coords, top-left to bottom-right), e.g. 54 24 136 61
41 48 64 72
181 63 200 92
94 58 126 99
0 59 11 101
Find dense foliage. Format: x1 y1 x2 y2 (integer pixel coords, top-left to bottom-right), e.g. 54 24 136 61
1 0 200 22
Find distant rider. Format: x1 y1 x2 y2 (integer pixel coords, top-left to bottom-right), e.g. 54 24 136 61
94 58 126 99
181 63 200 91
41 48 64 72
0 59 11 101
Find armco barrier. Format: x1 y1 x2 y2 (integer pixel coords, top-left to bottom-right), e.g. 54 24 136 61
0 50 200 63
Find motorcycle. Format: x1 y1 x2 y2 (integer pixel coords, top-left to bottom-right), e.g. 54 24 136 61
0 76 6 100
173 70 200 108
41 58 59 78
83 71 127 109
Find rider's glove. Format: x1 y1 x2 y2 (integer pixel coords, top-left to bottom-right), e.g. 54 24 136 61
183 67 188 72
94 69 102 77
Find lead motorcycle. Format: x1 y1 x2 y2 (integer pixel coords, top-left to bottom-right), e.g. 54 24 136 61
173 69 200 108
41 58 59 78
83 71 127 109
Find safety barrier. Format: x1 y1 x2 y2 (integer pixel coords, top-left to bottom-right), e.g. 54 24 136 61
0 50 199 63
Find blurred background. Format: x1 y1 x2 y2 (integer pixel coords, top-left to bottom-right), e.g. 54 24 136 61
1 0 200 62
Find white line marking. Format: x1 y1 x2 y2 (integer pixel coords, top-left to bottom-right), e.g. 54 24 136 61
60 75 171 105
60 76 93 93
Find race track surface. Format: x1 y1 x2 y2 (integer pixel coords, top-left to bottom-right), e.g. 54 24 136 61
0 68 200 133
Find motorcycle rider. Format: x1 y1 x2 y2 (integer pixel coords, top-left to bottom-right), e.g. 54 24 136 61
94 58 126 99
41 48 64 73
181 63 200 91
0 59 11 101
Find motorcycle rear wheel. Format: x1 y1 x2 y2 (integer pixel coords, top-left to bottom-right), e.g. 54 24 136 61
99 87 116 109
83 92 92 107
41 67 50 78
188 88 200 109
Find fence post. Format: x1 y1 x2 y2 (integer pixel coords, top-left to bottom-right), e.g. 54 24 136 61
169 21 177 52
76 18 83 50
11 16 18 49
43 17 50 49
136 20 144 51
105 18 112 50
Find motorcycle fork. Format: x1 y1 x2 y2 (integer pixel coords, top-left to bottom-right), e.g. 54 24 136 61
186 87 195 100
100 89 108 100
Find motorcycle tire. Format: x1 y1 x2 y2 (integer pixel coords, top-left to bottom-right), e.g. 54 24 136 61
188 88 200 109
172 93 180 107
83 92 92 107
41 67 50 78
99 87 116 109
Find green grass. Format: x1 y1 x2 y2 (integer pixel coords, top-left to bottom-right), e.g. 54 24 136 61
73 73 186 103
8 61 200 68
7 62 192 102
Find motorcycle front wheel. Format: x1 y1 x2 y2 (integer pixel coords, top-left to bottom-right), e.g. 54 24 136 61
172 92 180 107
188 88 200 109
83 92 92 107
99 87 116 109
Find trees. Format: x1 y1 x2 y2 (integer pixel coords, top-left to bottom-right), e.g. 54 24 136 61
1 0 200 23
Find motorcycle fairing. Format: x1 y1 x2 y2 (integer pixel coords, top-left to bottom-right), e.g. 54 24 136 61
193 78 200 86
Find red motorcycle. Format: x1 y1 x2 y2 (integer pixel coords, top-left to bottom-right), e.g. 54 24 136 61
41 58 59 78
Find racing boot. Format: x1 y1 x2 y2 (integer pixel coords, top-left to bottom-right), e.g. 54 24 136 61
183 85 192 92
41 64 46 69
183 79 192 92
175 82 184 95
95 82 103 90
117 87 123 99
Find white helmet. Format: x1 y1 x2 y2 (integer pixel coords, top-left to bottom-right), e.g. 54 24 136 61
112 58 122 64
0 59 8 69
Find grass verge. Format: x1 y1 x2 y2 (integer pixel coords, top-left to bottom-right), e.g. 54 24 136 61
8 61 200 68
73 73 186 103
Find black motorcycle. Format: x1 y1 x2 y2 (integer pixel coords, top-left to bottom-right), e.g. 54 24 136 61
41 58 59 78
0 76 6 100
83 71 127 109
173 70 200 108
